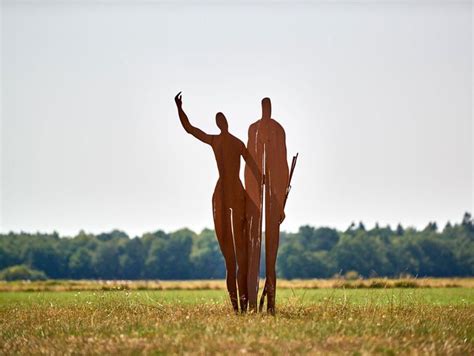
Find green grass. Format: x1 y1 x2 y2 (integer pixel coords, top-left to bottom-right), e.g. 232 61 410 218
1 288 473 354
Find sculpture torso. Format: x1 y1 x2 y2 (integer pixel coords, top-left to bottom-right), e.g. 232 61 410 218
245 118 288 214
211 132 246 202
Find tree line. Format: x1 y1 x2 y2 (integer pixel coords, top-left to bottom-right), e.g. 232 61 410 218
0 213 473 280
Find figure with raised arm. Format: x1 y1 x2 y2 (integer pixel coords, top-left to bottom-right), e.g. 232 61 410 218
174 92 248 312
244 97 289 314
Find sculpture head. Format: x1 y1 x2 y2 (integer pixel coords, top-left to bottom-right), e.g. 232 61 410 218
262 97 271 119
216 112 228 132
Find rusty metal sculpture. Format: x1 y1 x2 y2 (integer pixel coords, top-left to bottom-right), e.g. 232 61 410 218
175 93 294 315
245 97 290 314
175 92 248 313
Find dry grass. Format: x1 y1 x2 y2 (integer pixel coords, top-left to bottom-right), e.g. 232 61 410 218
1 277 473 292
1 288 473 355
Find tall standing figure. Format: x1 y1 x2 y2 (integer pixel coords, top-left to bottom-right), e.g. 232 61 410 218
245 97 289 314
174 92 248 313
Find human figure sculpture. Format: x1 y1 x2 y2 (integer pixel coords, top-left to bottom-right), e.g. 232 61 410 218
245 97 289 314
174 92 248 312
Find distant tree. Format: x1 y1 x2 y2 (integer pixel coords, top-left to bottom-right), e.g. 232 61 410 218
21 239 64 278
278 242 311 279
97 230 129 242
396 223 404 236
0 265 47 281
69 248 94 278
462 212 473 232
92 242 120 279
444 221 452 231
331 232 391 277
345 222 356 234
424 222 438 232
142 230 167 251
0 246 10 270
313 227 339 251
119 237 145 279
190 229 225 279
145 229 194 279
277 227 335 278
1 212 473 279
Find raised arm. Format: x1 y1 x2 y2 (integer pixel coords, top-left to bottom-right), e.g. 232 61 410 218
174 92 213 145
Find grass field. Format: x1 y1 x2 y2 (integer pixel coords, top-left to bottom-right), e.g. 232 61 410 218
1 281 473 355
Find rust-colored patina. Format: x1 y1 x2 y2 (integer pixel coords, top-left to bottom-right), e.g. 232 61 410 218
175 92 248 312
175 93 292 314
245 98 289 314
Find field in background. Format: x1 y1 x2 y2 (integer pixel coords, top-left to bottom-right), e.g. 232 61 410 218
1 280 473 354
1 277 473 292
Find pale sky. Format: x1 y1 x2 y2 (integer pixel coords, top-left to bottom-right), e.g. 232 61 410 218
1 0 472 237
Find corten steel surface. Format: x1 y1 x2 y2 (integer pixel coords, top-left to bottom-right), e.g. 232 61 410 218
245 98 289 314
175 92 248 312
174 93 293 314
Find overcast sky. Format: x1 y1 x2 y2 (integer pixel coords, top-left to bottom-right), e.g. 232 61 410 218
1 0 472 237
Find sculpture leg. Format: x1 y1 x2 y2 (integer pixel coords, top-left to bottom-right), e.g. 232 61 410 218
213 190 238 313
232 198 248 313
246 199 262 312
223 239 238 313
265 189 281 315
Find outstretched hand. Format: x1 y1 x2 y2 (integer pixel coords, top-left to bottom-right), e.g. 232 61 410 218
174 91 183 108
